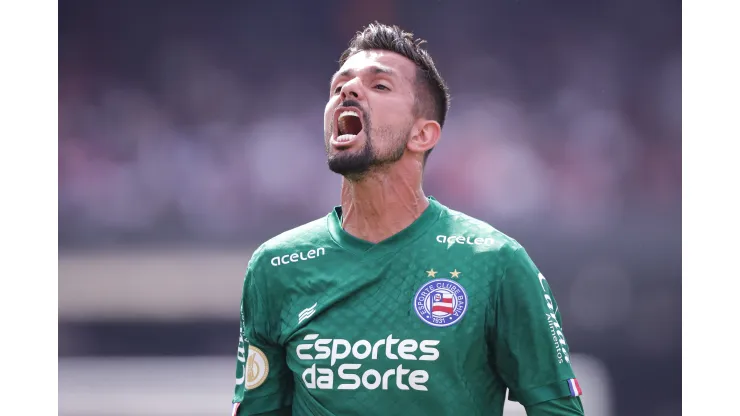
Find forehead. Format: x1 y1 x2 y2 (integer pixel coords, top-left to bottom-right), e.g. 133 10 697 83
335 50 417 85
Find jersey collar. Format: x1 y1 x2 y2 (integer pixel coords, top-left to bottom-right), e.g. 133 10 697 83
326 197 443 255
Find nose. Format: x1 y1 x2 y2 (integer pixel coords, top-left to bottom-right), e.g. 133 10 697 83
340 78 363 101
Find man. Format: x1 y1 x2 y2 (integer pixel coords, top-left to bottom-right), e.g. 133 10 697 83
232 22 585 416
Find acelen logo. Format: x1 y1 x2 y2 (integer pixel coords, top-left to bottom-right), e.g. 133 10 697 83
436 235 496 246
271 247 326 266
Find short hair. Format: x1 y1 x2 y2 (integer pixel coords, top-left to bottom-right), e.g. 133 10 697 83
338 22 450 163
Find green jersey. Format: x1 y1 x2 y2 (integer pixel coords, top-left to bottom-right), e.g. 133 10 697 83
232 197 582 416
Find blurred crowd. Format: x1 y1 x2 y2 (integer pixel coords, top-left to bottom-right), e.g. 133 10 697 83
58 0 681 247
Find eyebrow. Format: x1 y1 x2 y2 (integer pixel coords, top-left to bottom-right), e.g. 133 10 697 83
330 66 396 89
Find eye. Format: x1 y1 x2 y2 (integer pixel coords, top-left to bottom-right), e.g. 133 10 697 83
333 85 343 94
374 84 390 91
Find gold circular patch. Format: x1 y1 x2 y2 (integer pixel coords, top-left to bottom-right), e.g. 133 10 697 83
244 345 269 390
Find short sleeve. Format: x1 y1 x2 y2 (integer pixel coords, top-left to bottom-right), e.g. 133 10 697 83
232 259 293 415
489 246 583 407
525 396 585 416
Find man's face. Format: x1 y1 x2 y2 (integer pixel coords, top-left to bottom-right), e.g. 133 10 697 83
324 50 419 178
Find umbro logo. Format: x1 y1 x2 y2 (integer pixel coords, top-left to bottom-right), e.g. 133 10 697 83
298 302 318 324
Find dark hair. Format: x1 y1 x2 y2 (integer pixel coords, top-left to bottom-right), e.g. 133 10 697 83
338 22 450 163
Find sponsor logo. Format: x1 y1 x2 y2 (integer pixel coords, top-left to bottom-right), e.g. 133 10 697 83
298 302 318 324
235 333 270 390
271 247 326 267
539 273 570 364
436 235 496 246
245 346 269 389
235 333 246 386
414 279 468 327
296 334 439 391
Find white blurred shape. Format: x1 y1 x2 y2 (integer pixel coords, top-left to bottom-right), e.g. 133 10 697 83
504 354 613 416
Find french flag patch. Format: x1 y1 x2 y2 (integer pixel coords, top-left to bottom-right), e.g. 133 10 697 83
567 378 583 397
231 402 240 416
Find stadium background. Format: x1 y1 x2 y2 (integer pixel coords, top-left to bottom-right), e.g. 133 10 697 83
58 0 681 415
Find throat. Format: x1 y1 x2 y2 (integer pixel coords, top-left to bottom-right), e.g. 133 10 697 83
340 187 429 244
338 162 428 243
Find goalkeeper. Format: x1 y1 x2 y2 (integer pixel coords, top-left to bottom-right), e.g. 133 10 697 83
231 22 585 416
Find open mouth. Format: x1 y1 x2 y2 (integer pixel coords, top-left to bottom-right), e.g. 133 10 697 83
334 108 364 145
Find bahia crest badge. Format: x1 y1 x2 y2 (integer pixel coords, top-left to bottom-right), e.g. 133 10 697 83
414 278 468 327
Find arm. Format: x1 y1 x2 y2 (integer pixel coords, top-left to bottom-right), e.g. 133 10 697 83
489 245 585 415
232 257 293 415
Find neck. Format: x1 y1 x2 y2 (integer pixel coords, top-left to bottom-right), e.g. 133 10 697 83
340 162 428 244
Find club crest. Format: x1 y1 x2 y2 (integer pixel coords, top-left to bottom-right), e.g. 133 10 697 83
413 278 468 327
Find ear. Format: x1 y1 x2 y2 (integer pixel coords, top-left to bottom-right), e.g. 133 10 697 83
407 119 441 155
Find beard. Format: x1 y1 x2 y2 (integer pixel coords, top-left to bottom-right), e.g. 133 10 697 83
325 110 411 181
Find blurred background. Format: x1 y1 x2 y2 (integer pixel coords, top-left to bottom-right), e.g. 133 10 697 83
58 0 681 415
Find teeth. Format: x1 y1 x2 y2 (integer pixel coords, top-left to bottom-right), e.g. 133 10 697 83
336 134 355 143
338 110 359 120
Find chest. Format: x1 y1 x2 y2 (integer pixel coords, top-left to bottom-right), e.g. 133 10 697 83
277 252 494 371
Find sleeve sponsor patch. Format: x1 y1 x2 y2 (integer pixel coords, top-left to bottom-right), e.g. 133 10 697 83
245 345 270 390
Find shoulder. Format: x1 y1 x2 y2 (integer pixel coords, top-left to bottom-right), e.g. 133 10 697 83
434 203 523 257
435 204 545 294
248 215 333 271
